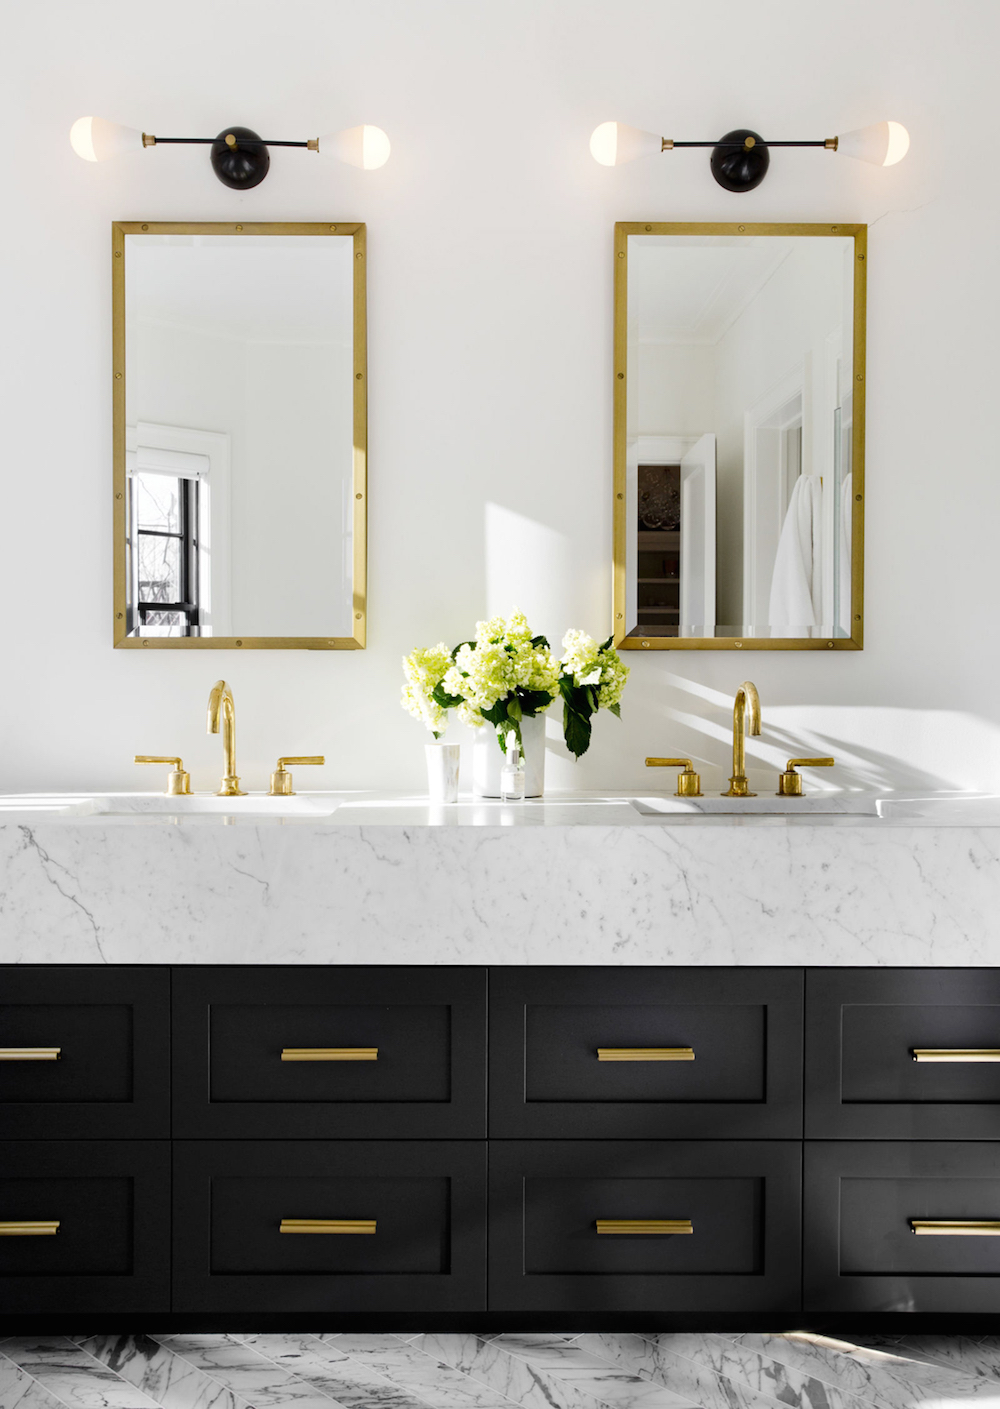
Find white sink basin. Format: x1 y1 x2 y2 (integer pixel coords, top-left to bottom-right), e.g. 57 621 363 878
67 792 343 818
876 795 1000 822
631 794 881 816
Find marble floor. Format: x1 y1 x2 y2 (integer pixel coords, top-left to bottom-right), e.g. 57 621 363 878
1 1331 1000 1409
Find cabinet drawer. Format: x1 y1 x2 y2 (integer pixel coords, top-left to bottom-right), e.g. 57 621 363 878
806 969 1000 1138
173 1140 486 1313
489 1140 801 1312
489 967 803 1137
0 1140 170 1313
172 967 486 1138
0 967 170 1138
805 1141 1000 1313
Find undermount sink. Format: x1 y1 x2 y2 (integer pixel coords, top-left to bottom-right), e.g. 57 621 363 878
631 794 881 816
67 793 343 818
875 795 1000 822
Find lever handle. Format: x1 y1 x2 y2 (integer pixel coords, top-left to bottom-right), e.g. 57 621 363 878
777 757 835 797
644 758 702 798
134 756 192 796
270 756 325 797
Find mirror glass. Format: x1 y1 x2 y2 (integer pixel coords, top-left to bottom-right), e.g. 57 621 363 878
615 224 864 649
114 224 365 648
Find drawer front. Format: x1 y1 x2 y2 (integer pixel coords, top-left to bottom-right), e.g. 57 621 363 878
172 967 487 1138
489 1141 801 1312
806 968 1000 1138
0 967 170 1138
0 1141 170 1313
805 1141 1000 1313
489 967 803 1137
173 1140 486 1313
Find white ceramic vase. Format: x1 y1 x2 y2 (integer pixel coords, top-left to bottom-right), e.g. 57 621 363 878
424 743 460 803
473 711 546 798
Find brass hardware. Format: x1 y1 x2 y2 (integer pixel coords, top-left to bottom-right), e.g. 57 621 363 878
598 1047 694 1061
0 1221 60 1235
911 1221 1000 1236
134 755 192 796
207 681 245 796
612 223 866 653
280 1219 376 1234
112 223 368 652
0 1048 60 1061
596 1220 693 1235
661 138 674 151
281 1048 378 1061
777 757 835 797
644 758 701 797
225 133 237 148
723 682 761 797
269 756 325 797
142 133 156 147
912 1049 1000 1063
825 136 839 150
744 136 756 149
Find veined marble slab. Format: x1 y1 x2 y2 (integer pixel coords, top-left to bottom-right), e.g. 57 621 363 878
1 792 1000 964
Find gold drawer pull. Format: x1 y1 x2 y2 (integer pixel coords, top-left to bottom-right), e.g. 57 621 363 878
0 1221 60 1236
912 1049 1000 1062
280 1219 376 1235
281 1048 378 1061
911 1220 1000 1235
597 1048 694 1062
596 1219 693 1235
0 1048 61 1061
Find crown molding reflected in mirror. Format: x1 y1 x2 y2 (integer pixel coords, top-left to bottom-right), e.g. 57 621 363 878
112 222 367 650
613 221 866 652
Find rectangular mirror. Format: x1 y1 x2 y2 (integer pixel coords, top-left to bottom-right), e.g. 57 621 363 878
613 222 865 651
113 222 366 649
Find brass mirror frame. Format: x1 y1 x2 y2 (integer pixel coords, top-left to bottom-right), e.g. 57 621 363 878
613 221 866 652
112 221 367 650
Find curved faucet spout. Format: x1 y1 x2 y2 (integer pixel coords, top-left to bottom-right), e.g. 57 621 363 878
723 681 761 798
207 680 245 797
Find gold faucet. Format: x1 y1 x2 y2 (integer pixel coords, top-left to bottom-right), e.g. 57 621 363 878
723 681 761 798
207 680 245 797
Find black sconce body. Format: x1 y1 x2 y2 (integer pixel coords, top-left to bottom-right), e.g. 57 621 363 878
710 128 769 192
210 126 270 190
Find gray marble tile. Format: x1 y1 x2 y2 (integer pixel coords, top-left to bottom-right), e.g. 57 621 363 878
730 1332 1000 1408
0 1353 72 1409
572 1333 789 1409
895 1336 1000 1382
0 1338 161 1409
491 1334 698 1409
317 1333 528 1409
231 1333 442 1409
416 1331 691 1409
82 1335 246 1409
152 1336 340 1409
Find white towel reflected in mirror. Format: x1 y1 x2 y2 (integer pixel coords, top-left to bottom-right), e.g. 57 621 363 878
768 475 823 634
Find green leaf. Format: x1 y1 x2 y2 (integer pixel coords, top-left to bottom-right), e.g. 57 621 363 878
558 675 576 705
600 634 614 651
563 704 592 759
519 689 553 715
608 702 621 719
531 634 551 649
432 730 443 740
431 683 463 709
481 701 509 729
450 640 475 660
506 696 522 722
584 684 599 714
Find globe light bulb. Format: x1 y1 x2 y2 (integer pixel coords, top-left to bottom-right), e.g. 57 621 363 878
69 116 144 162
837 120 910 167
317 125 391 170
589 121 663 167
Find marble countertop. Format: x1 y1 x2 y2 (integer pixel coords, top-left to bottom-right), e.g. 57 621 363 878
1 791 999 968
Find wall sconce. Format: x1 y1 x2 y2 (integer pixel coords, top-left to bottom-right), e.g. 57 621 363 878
69 118 391 189
589 120 909 191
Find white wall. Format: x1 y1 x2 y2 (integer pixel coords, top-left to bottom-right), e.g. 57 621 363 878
2 0 999 798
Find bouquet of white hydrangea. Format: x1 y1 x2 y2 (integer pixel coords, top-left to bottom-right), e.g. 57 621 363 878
558 630 630 758
401 613 629 758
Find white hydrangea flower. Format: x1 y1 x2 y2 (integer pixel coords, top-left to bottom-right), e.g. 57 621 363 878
400 642 452 735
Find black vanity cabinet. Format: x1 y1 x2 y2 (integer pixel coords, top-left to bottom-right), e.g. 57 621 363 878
4 962 1000 1328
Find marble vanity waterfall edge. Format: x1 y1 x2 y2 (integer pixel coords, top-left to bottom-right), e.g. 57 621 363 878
1 815 998 966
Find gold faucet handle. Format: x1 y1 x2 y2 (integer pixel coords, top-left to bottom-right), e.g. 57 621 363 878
269 756 325 797
644 757 702 798
134 755 192 796
777 757 835 797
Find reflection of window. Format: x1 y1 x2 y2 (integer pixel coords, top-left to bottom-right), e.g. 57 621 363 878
128 472 200 636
